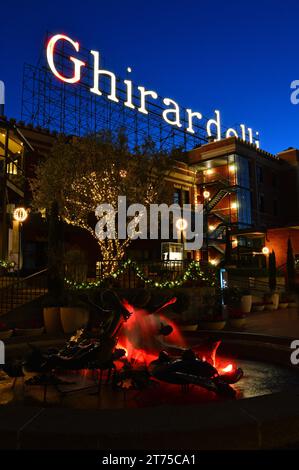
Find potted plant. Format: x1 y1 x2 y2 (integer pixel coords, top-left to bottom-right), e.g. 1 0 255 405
223 287 242 311
43 295 63 335
199 294 226 330
60 291 90 334
288 295 297 308
263 300 275 311
279 292 289 309
228 309 246 329
252 301 265 312
240 289 252 314
0 322 13 341
268 250 279 309
15 319 44 337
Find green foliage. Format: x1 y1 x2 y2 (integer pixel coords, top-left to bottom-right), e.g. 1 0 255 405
268 249 277 292
65 259 217 290
222 287 242 306
287 238 296 291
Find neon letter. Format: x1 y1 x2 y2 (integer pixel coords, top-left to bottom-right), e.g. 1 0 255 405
162 98 182 127
46 34 85 83
124 67 135 109
90 50 119 103
186 108 202 134
138 86 158 114
226 128 239 138
207 110 221 141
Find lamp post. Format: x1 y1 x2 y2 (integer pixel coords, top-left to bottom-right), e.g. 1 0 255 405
175 217 188 269
13 207 28 272
202 190 210 264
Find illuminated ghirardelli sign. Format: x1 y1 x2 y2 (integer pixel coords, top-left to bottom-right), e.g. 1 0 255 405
47 34 260 147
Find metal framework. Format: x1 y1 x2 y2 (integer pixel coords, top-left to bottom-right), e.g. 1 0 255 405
21 33 247 151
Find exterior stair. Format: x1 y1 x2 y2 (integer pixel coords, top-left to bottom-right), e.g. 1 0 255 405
0 269 48 316
209 223 226 240
206 188 234 212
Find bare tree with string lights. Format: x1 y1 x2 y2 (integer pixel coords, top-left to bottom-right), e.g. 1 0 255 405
31 131 175 275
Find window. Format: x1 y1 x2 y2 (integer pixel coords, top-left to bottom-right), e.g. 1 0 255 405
258 194 265 212
173 189 180 205
182 190 190 205
257 166 263 184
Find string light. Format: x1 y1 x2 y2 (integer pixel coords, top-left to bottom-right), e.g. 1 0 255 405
0 259 15 269
65 259 217 290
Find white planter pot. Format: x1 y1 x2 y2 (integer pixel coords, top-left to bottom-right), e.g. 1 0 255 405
14 327 44 337
229 318 246 329
279 302 288 309
264 303 275 311
180 324 198 331
252 305 265 312
199 320 226 331
270 293 280 310
43 307 62 334
240 295 252 314
60 307 89 334
0 329 13 340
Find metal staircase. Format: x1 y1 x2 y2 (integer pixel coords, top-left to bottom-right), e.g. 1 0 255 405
209 223 226 240
0 269 48 316
206 187 235 212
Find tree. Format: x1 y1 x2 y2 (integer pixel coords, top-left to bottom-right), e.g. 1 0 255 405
31 131 174 273
47 201 64 301
287 238 296 290
268 249 276 292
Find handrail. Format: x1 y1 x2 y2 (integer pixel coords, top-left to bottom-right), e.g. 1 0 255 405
0 268 48 293
13 268 48 284
0 268 48 316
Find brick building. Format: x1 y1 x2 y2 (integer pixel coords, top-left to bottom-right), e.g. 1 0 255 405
1 117 299 277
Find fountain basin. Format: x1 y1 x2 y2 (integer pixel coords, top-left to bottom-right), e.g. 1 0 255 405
0 331 299 449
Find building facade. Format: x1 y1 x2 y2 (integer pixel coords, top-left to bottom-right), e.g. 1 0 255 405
1 117 299 278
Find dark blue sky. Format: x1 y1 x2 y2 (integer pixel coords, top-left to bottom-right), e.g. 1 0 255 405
1 0 299 154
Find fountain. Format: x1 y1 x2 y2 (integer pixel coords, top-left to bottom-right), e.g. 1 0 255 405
1 289 299 449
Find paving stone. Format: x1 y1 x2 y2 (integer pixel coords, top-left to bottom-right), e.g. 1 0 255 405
0 405 44 449
239 391 299 448
19 402 258 450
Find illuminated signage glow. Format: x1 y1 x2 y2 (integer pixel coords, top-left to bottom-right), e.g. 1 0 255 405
46 34 260 147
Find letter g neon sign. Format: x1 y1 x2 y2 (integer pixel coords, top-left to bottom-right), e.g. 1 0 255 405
46 34 85 83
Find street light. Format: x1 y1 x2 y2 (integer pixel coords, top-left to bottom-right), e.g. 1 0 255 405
175 218 188 232
13 207 28 223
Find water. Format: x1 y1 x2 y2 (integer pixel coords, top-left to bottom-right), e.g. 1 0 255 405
233 359 299 399
1 358 299 409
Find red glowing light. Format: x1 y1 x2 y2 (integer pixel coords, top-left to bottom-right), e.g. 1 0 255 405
222 364 233 373
46 34 85 84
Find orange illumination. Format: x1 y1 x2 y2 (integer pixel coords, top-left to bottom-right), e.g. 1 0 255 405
222 364 233 373
203 190 210 199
